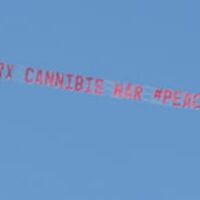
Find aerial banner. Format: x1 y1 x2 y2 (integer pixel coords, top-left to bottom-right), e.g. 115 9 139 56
0 61 199 111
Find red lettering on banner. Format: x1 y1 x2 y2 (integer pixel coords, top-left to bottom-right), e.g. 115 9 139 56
172 91 182 108
0 63 5 78
25 67 34 84
124 84 133 99
113 83 124 98
75 75 84 92
162 89 173 104
154 90 200 110
0 61 197 111
85 77 93 94
45 71 55 87
35 70 43 85
113 83 143 100
192 94 200 110
65 74 74 91
182 93 192 109
6 65 14 80
134 85 143 101
95 79 104 95
55 72 64 89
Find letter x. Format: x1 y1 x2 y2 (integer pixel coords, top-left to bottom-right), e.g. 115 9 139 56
6 65 14 80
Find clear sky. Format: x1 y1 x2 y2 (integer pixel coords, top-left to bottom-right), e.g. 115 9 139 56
0 0 200 199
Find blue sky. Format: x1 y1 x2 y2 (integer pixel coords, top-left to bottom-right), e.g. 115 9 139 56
0 0 200 199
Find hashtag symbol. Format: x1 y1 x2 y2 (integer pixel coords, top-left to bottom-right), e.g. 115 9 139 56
154 89 162 101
